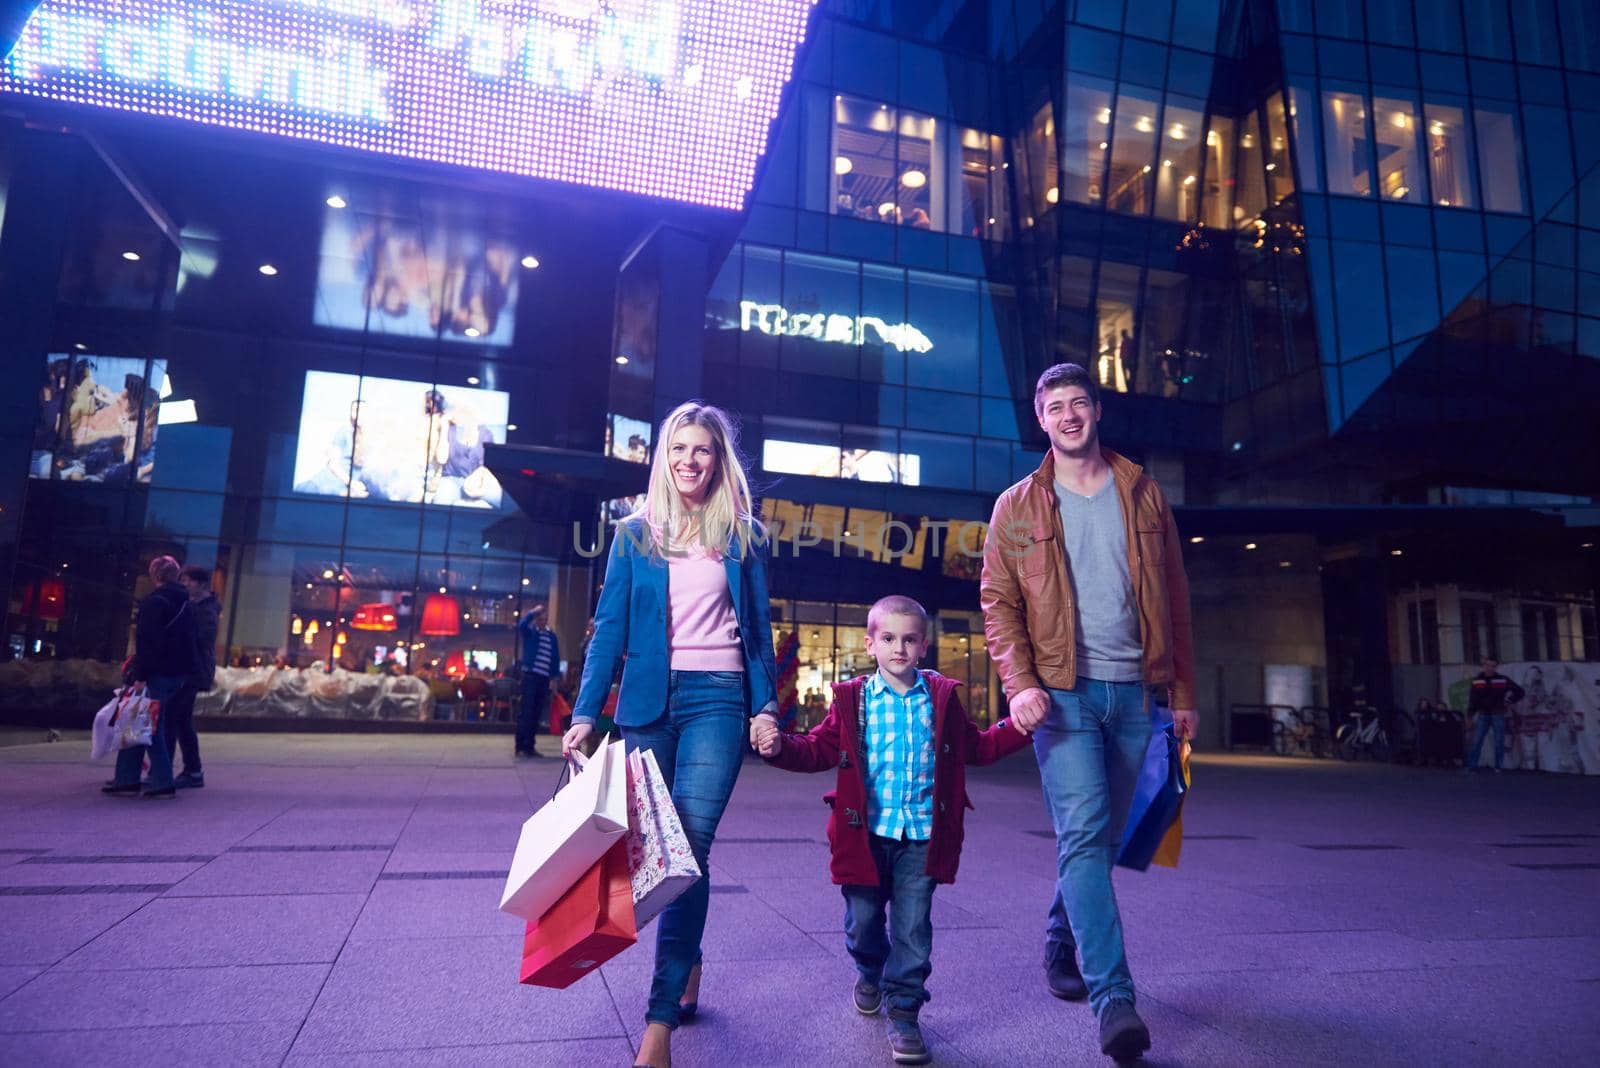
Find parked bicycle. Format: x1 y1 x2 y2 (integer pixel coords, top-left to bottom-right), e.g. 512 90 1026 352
1271 706 1331 758
1335 708 1391 763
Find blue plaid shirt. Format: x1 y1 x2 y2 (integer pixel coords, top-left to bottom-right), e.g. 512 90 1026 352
861 670 936 841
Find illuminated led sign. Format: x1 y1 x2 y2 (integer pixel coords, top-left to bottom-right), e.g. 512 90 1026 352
739 300 933 354
2 1 816 210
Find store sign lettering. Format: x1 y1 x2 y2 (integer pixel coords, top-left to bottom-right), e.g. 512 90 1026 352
739 300 933 354
2 1 817 210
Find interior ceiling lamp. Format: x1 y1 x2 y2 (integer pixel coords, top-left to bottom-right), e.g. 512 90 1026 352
834 155 852 175
419 593 461 636
351 602 398 631
900 169 926 188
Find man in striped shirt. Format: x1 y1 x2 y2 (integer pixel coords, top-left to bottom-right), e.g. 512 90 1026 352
515 604 560 759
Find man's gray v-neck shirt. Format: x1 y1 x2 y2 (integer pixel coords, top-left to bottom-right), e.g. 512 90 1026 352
1054 476 1144 682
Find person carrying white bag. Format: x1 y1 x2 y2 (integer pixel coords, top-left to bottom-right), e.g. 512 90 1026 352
499 734 629 921
90 687 157 761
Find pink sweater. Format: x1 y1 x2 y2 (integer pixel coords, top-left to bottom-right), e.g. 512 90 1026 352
667 548 744 671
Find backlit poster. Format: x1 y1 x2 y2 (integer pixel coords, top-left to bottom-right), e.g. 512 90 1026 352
31 354 167 483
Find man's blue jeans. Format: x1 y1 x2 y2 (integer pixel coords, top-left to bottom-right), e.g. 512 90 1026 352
621 669 746 1029
515 672 551 752
842 835 936 1019
1468 712 1506 769
111 675 185 791
1035 676 1152 1015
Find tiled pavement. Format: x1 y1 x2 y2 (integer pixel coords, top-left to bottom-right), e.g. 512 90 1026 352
0 733 1596 1066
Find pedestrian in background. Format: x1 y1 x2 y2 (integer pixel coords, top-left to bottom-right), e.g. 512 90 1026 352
103 556 199 800
515 603 559 759
164 564 219 789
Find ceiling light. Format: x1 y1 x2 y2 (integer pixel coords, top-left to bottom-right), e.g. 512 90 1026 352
1135 115 1153 133
520 255 540 269
901 169 926 189
878 202 897 216
1390 112 1409 128
322 569 335 579
1141 164 1152 173
1279 561 1291 568
834 155 853 175
121 251 140 261
466 376 480 385
1169 123 1187 140
1097 108 1111 125
258 263 278 276
1162 159 1173 168
1244 542 1258 550
1045 186 1059 203
1429 121 1445 136
73 343 87 351
1390 549 1403 556
464 328 480 338
1207 130 1220 147
1183 175 1197 185
1189 536 1204 544
615 355 629 365
507 423 518 432
1265 162 1277 171
1098 141 1108 150
325 195 347 209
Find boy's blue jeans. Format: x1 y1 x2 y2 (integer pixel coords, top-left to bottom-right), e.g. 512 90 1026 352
1035 676 1152 1015
842 835 935 1019
621 670 747 1029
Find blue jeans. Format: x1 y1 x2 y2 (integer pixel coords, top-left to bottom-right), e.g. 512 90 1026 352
1035 677 1152 1015
163 682 201 776
112 675 185 791
842 835 936 1018
1468 713 1506 769
621 669 747 1028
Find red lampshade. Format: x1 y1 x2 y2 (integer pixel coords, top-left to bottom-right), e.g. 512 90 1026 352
419 594 461 636
351 602 398 632
22 577 66 622
444 650 467 677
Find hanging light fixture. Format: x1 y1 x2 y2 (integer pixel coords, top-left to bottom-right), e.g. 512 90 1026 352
420 594 462 636
351 603 398 631
444 650 467 677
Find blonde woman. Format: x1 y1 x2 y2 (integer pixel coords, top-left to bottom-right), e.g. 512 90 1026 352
563 402 777 1068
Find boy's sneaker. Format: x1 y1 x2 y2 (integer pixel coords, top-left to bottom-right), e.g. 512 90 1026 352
173 772 204 790
1098 997 1151 1061
888 1016 931 1065
852 979 883 1015
1046 943 1088 1001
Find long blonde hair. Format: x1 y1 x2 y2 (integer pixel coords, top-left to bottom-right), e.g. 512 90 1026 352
627 402 762 557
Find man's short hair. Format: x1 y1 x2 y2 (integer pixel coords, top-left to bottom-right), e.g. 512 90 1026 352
180 565 211 585
867 595 929 636
1034 362 1100 414
149 556 181 583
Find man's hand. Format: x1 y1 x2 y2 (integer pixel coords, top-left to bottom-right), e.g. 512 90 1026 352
1009 687 1050 732
750 713 781 757
561 722 593 758
1172 707 1199 741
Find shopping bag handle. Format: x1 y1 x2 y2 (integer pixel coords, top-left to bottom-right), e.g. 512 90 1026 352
550 734 612 800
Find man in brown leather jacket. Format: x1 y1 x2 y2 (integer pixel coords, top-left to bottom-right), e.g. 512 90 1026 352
980 362 1198 1063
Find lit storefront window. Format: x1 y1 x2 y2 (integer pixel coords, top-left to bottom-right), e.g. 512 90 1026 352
1201 114 1236 229
1287 84 1320 194
831 95 939 230
1107 88 1159 216
1264 93 1296 206
1322 89 1374 197
1063 77 1114 206
1373 93 1425 203
959 127 1008 240
1154 95 1205 223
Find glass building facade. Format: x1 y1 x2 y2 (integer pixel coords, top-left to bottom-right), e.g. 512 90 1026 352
1 0 1596 742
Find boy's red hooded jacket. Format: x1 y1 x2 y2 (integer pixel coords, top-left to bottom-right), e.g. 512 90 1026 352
765 670 1031 886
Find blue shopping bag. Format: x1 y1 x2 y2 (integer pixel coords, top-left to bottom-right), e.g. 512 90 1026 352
1117 721 1190 872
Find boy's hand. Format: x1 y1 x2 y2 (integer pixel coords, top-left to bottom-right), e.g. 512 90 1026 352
757 725 782 758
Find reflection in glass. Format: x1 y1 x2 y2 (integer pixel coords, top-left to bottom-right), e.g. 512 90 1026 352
1474 105 1525 214
1154 96 1204 222
1424 103 1476 208
959 128 1007 239
1096 263 1141 393
1107 88 1160 215
1322 90 1373 197
1236 109 1267 224
1287 84 1320 193
1140 270 1192 397
1201 115 1235 229
1264 94 1295 205
1016 102 1058 223
1063 77 1114 206
1373 94 1425 203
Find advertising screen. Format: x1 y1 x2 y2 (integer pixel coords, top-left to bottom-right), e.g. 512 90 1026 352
2 0 816 211
32 354 167 484
606 413 652 463
293 371 508 508
762 439 921 486
315 204 519 344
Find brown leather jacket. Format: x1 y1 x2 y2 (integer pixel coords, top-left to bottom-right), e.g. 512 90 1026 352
979 448 1197 710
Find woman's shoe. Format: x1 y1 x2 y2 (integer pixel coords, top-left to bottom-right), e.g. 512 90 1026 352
678 962 701 1020
634 1022 671 1067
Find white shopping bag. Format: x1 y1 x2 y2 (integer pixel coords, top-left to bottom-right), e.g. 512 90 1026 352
626 748 702 930
92 687 157 759
499 734 629 921
90 689 130 761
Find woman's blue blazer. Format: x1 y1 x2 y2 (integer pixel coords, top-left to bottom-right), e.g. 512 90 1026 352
572 519 779 727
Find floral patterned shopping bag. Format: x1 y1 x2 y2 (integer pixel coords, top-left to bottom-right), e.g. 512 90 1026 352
625 747 702 930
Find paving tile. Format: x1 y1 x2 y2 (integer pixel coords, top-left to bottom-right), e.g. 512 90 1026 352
166 850 388 897
0 966 326 1030
0 1021 301 1066
59 894 365 969
290 936 624 1053
283 1037 638 1067
0 892 159 965
0 967 42 1000
382 851 511 875
0 860 209 888
347 877 526 942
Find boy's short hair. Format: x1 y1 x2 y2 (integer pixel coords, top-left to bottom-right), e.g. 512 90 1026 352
867 595 929 636
180 565 211 585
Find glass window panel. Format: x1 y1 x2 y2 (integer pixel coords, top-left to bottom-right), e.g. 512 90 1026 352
1288 83 1321 194
899 430 972 490
1058 256 1097 365
832 95 898 225
1063 77 1115 206
1154 96 1205 222
1174 0 1223 41
1372 93 1426 204
740 246 783 368
1322 90 1374 197
959 129 1007 240
1521 105 1572 218
1385 245 1441 341
1124 0 1172 40
860 263 906 385
978 284 1018 399
906 272 979 389
1424 102 1477 209
1107 88 1161 216
1096 263 1142 393
1201 114 1235 229
1414 0 1465 51
1236 109 1268 223
1264 94 1295 205
1462 0 1512 57
1365 0 1415 45
1314 0 1364 37
1474 105 1525 213
1557 0 1600 72
780 252 861 379
1017 102 1058 222
1331 241 1389 358
1138 269 1191 396
895 109 938 231
1509 0 1561 66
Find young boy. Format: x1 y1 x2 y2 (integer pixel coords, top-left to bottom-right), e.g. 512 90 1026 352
752 595 1031 1065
